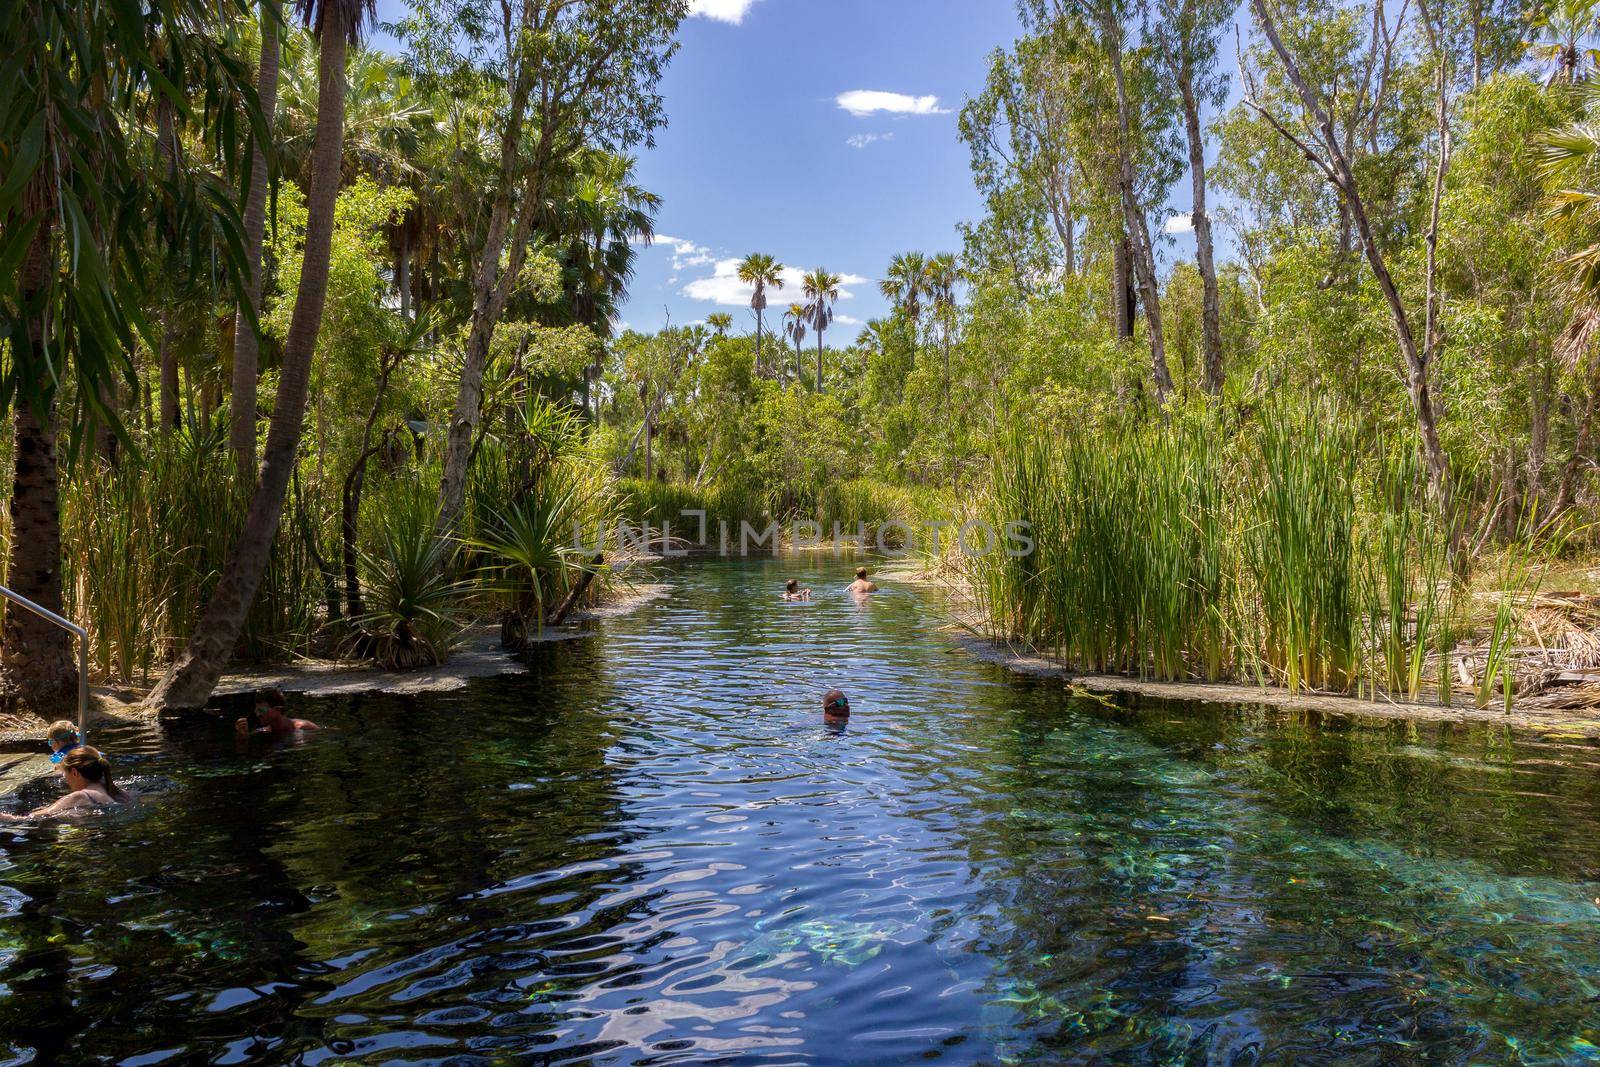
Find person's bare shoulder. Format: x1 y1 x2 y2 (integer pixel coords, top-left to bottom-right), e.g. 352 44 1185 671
294 719 322 732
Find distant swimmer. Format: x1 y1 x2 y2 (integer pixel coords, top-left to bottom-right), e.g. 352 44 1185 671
45 719 82 763
0 747 130 820
846 567 878 595
237 687 321 740
822 689 850 723
783 579 812 601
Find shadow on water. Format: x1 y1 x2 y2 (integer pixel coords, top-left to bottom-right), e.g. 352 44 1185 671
1 557 1599 1063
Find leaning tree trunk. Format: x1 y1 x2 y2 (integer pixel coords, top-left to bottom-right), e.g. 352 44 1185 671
1179 62 1224 395
230 0 282 474
148 17 350 711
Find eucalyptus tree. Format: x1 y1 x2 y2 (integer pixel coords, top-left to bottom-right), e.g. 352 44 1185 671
1240 0 1450 496
232 0 286 472
960 38 1081 279
803 269 842 393
737 253 785 376
150 0 375 710
1022 0 1181 399
1152 0 1230 394
0 0 263 709
395 0 686 542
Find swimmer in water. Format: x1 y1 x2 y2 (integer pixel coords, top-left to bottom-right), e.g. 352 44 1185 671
822 689 850 723
0 747 130 820
846 566 878 595
783 578 812 601
45 719 82 763
236 687 321 740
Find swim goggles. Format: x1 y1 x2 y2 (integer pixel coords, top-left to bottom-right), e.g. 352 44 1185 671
49 742 80 764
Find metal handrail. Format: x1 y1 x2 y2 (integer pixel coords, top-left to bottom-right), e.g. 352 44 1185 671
0 585 88 744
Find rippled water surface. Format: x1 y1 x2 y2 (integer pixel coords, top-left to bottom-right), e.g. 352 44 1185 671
4 559 1600 1064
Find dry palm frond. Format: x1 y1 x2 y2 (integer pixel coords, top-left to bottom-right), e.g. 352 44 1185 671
1555 305 1600 371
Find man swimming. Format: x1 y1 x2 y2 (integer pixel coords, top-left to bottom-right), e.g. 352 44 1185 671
236 687 321 740
822 689 850 722
846 567 878 595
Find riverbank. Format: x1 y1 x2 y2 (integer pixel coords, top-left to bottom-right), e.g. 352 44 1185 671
950 631 1600 740
871 556 1600 739
0 584 670 741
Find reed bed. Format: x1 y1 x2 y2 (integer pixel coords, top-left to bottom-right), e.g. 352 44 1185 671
62 430 322 683
973 404 1529 702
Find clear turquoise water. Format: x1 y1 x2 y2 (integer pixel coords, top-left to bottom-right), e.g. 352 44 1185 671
2 558 1600 1064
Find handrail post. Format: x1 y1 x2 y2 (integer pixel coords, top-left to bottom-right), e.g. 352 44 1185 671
0 584 89 744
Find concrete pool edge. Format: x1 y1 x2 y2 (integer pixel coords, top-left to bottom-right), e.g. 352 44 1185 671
949 630 1600 740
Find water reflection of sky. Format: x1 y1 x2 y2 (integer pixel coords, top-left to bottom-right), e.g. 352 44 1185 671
2 558 1600 1063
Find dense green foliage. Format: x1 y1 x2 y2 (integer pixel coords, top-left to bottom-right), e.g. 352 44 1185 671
11 0 1600 708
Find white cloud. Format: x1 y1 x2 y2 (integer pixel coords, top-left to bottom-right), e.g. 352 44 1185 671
1164 214 1194 235
689 0 762 23
846 132 894 149
834 314 863 326
836 90 949 117
642 234 718 270
682 258 868 308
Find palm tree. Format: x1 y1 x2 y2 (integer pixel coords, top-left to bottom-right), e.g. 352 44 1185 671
880 252 928 326
737 253 784 377
782 303 807 383
546 151 658 420
707 312 732 337
150 0 373 710
277 37 428 185
1530 0 1600 84
232 0 285 473
803 269 841 393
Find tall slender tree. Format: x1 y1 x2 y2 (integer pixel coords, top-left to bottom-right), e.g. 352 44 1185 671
737 253 784 377
232 0 285 472
1154 0 1230 395
782 302 807 381
927 253 959 485
803 269 841 393
150 0 374 710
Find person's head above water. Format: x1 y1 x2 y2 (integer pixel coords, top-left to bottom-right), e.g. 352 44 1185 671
59 746 129 802
786 579 799 593
46 720 81 760
256 686 288 720
855 567 868 580
822 689 850 720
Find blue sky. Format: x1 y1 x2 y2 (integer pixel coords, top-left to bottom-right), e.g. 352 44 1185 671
619 0 1026 334
371 0 1223 336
